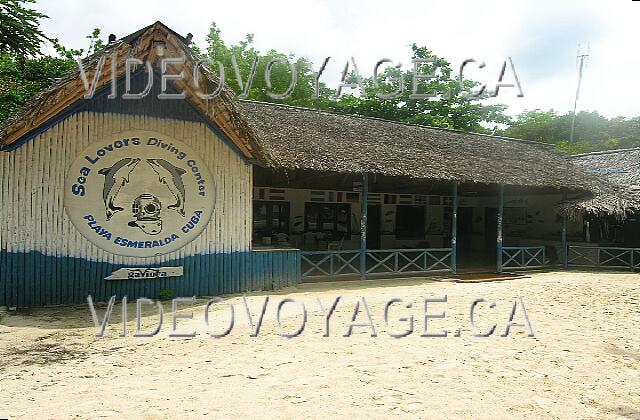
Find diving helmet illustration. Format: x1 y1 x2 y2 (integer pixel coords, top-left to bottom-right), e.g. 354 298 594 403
128 194 163 235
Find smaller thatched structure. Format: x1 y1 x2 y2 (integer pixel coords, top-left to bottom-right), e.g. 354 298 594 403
559 148 640 219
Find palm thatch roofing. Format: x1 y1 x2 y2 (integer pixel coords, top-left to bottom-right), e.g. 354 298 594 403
239 101 602 192
0 21 266 162
558 148 640 219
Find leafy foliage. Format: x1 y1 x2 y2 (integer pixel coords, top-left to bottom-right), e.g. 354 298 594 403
0 0 48 57
202 23 510 132
319 45 512 133
204 23 322 107
0 0 104 123
0 52 75 121
502 109 640 153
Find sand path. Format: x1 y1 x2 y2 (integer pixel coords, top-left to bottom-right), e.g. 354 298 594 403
0 271 638 419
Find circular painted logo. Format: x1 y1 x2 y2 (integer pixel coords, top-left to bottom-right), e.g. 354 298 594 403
64 130 215 257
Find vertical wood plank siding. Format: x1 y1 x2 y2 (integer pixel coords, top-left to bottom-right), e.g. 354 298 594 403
0 112 301 306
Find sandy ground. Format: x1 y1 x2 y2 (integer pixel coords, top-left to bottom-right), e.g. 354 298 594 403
0 271 639 419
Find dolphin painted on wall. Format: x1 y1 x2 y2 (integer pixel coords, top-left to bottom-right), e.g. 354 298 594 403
146 159 187 216
98 158 141 220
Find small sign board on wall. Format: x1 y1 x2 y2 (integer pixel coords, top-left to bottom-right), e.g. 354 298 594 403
105 266 184 280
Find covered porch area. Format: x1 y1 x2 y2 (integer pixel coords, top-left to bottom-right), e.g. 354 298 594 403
239 101 601 282
253 167 570 280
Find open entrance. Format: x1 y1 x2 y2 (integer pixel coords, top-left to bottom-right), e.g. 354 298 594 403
447 206 495 271
484 207 498 266
254 168 563 278
457 207 474 266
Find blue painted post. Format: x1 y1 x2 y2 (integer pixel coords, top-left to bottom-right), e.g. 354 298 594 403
451 182 458 273
497 185 504 273
562 215 568 268
360 173 369 279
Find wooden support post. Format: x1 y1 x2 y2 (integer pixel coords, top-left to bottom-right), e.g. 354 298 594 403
451 182 458 273
360 173 368 279
497 185 504 273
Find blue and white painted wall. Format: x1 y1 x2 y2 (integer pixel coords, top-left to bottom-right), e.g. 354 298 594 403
0 110 299 307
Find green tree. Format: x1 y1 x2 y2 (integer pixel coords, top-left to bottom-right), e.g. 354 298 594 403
204 22 324 107
0 0 49 57
503 109 561 144
0 53 76 121
84 27 105 57
503 109 640 153
602 116 640 150
202 23 510 132
317 44 511 132
0 20 104 123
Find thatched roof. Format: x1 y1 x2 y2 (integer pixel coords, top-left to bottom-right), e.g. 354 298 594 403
0 21 267 162
558 148 640 219
240 101 602 191
573 148 640 188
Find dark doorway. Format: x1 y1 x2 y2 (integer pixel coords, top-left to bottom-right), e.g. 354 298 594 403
484 208 498 261
624 214 640 247
457 207 474 265
366 205 381 249
396 205 426 240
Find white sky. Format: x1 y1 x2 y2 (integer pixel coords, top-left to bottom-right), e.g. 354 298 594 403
37 0 640 118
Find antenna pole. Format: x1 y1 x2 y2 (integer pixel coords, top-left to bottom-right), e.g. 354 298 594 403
569 50 589 151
